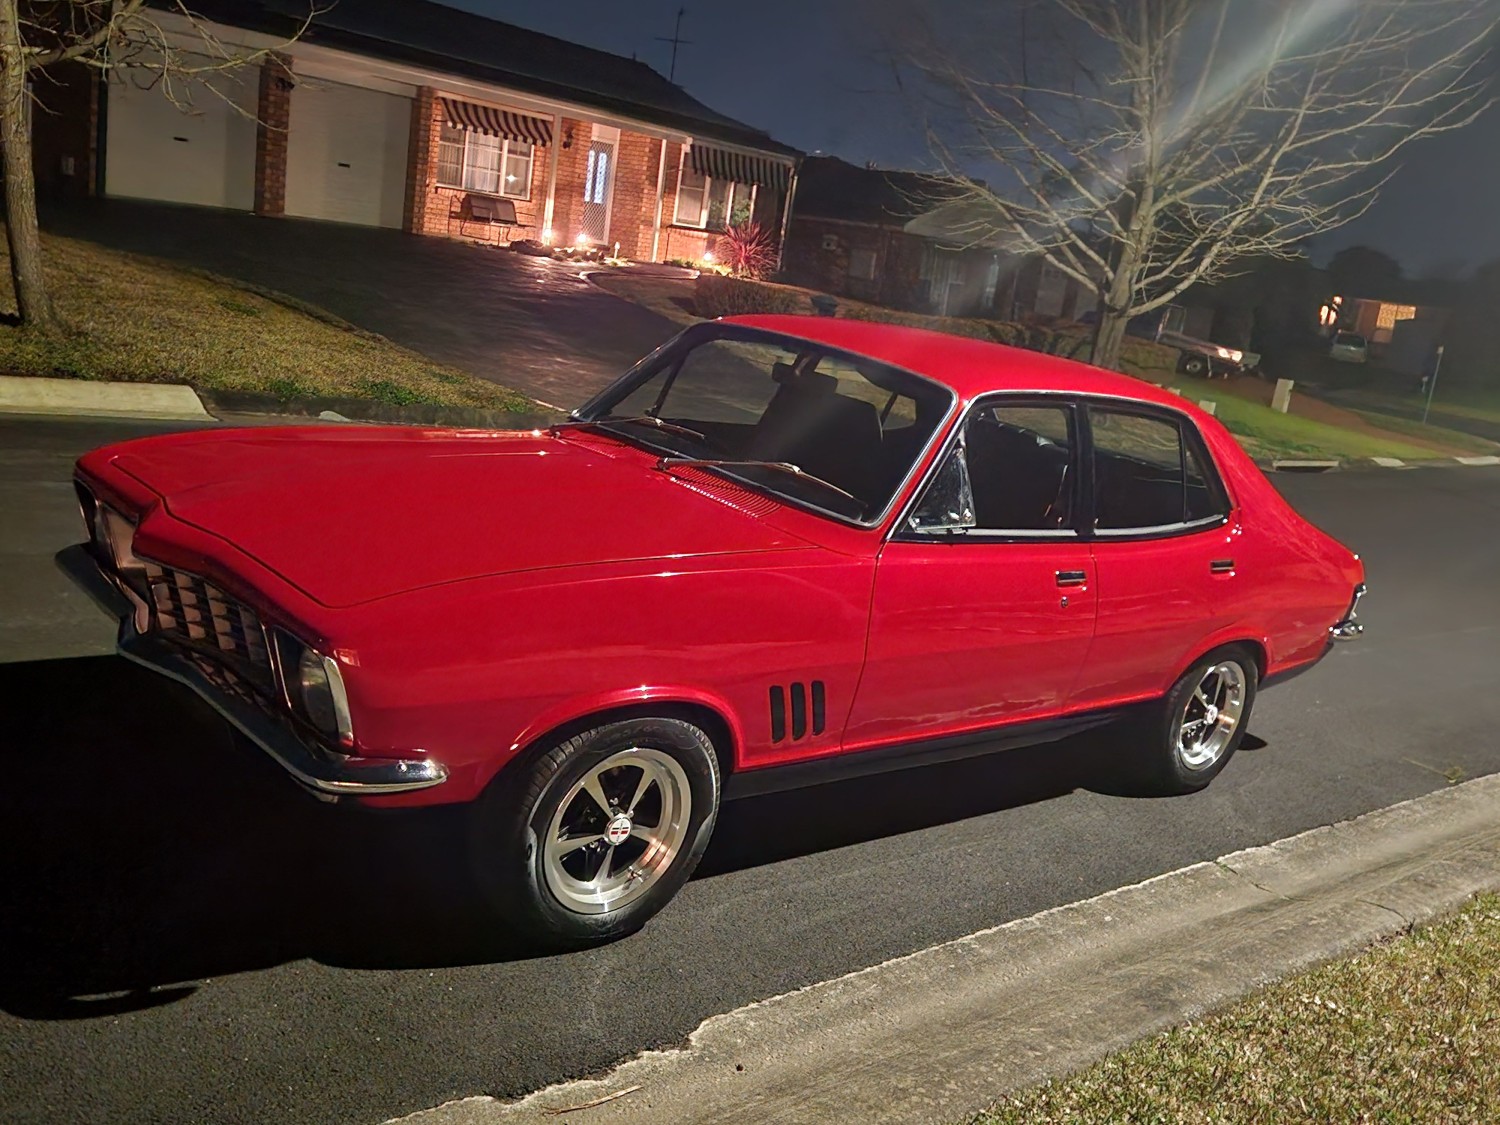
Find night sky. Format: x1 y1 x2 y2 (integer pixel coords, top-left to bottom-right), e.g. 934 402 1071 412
453 0 1500 277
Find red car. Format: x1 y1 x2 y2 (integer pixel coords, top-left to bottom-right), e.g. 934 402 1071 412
70 316 1365 946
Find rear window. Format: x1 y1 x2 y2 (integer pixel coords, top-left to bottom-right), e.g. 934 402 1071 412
1334 332 1366 347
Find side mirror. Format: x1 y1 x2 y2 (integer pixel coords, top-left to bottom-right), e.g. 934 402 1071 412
908 446 976 533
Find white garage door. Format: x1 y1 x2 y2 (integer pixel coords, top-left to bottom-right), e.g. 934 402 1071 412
285 80 411 228
104 64 258 210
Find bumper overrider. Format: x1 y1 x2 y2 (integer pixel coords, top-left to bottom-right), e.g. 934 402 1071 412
60 530 447 799
1330 582 1367 642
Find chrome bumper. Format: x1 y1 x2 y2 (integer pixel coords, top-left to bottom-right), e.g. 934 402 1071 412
60 544 448 798
1330 582 1367 642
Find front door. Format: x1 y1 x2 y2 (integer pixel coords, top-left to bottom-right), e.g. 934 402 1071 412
580 126 617 245
844 401 1098 750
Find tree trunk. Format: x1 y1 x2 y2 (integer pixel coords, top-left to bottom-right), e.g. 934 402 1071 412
1090 307 1129 371
0 0 57 330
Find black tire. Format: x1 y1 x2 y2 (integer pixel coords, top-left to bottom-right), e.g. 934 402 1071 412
1136 645 1258 795
469 716 721 949
1178 353 1208 377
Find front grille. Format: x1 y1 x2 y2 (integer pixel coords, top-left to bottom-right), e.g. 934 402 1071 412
145 562 275 696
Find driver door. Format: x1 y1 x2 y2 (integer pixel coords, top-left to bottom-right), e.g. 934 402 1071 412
843 400 1098 750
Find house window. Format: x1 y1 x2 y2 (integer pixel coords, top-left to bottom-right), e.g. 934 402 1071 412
1376 303 1417 331
673 152 755 230
848 247 878 280
437 121 533 200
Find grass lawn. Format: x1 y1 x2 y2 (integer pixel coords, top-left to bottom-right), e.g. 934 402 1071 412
595 273 1473 463
974 892 1500 1124
1160 382 1469 462
0 229 539 412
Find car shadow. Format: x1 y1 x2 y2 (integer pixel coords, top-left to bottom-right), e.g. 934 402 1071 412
0 655 1262 1018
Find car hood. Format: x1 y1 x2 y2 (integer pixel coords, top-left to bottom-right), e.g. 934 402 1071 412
108 427 811 607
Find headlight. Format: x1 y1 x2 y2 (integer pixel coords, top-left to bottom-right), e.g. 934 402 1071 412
281 635 353 746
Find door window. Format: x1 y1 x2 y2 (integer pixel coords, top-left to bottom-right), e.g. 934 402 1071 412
965 404 1077 532
1089 408 1228 533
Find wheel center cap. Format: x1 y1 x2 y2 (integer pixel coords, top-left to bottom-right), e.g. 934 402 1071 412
1204 705 1220 725
604 814 632 846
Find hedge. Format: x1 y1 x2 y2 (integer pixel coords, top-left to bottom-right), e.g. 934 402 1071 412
693 274 806 318
689 274 1177 379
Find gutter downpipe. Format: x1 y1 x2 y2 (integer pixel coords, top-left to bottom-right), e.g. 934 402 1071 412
650 136 669 262
776 162 800 273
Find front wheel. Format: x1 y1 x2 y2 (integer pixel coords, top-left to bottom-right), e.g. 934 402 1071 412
1136 646 1258 794
470 716 721 949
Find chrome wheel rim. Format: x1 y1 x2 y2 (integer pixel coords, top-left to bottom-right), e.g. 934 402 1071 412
542 747 692 915
1176 661 1247 771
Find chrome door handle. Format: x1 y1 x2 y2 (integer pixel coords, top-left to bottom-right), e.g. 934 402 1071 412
1056 570 1088 587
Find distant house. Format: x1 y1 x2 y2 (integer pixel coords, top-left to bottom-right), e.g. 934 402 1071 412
30 0 800 263
1321 287 1451 376
783 157 1095 322
782 157 1004 317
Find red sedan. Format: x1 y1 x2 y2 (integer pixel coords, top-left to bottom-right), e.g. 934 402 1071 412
70 316 1365 946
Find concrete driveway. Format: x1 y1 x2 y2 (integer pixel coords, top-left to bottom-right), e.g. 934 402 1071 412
43 200 681 410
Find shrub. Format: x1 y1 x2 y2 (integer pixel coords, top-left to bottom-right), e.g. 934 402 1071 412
693 274 806 318
716 221 778 280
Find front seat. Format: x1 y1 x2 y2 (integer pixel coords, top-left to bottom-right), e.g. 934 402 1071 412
749 369 883 507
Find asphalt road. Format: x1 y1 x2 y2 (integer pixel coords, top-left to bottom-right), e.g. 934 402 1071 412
3 415 1498 1125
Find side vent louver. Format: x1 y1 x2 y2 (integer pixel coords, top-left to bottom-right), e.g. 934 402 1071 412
770 680 825 742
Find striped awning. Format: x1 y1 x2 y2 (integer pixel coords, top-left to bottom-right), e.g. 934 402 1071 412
440 98 552 146
688 142 791 191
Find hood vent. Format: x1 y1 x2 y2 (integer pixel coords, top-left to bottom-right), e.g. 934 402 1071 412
770 680 825 742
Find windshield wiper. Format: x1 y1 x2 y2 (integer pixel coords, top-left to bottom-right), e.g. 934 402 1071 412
655 457 861 507
557 414 707 443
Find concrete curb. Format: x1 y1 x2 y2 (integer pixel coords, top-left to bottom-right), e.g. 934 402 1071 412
0 374 211 420
0 375 562 429
387 774 1500 1125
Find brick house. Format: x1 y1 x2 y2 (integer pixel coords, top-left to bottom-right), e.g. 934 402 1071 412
782 157 1092 322
31 0 800 263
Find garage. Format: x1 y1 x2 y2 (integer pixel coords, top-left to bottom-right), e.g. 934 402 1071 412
285 79 411 229
104 64 258 210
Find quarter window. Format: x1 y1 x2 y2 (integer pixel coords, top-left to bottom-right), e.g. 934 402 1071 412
1089 408 1226 532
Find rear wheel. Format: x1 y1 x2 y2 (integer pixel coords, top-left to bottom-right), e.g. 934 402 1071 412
1137 646 1257 794
470 716 720 948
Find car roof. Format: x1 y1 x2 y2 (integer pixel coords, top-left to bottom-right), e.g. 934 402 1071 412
724 314 1198 411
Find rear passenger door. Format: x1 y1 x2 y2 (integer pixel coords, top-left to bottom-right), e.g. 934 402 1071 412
1071 403 1241 709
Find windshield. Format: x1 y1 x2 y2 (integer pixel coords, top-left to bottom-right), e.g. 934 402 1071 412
572 323 954 522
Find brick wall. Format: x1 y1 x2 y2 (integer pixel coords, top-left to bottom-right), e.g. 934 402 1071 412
547 117 593 248
31 63 97 199
607 130 661 259
783 217 925 307
253 53 292 216
405 90 551 244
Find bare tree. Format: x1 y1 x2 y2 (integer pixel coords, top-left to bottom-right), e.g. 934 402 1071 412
908 0 1496 369
0 1 313 330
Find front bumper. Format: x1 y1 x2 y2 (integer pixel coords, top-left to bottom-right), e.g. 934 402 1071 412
60 543 448 798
